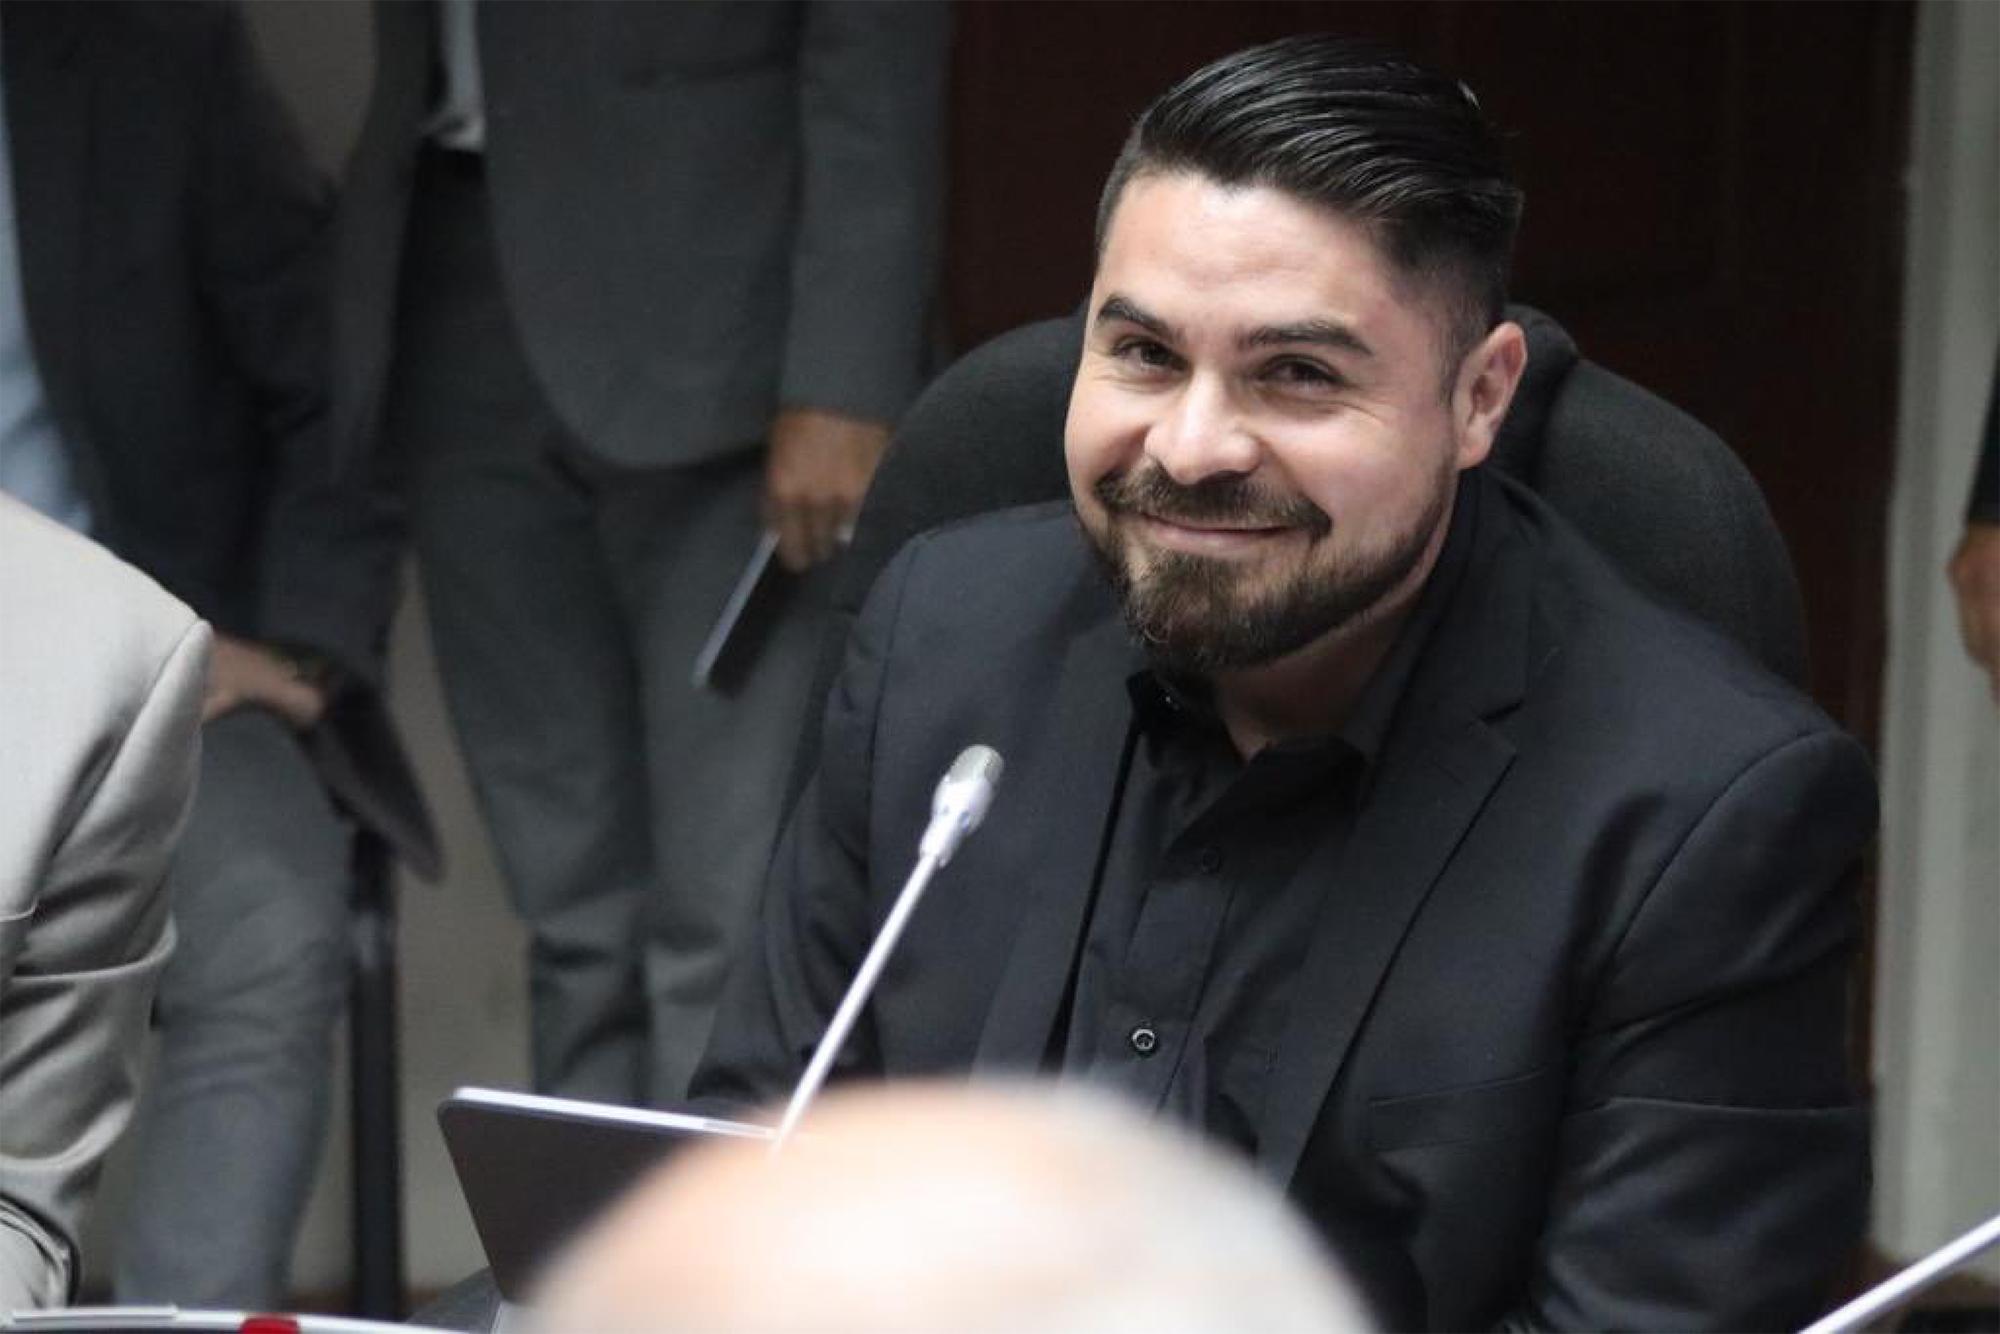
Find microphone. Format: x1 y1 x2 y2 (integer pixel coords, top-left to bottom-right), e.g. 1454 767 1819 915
771 745 1005 1150
919 744 1005 864
1799 1209 2000 1334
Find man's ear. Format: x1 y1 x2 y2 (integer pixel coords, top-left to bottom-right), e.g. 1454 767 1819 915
1453 320 1527 470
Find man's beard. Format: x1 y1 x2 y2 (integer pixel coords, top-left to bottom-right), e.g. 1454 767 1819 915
1084 463 1451 677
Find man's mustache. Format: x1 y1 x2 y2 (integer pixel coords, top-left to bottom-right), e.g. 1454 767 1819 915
1094 466 1332 538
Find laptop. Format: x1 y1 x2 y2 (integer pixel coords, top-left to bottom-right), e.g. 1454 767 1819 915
437 1087 771 1328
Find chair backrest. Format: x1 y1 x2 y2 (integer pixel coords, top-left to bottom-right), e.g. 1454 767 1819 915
791 306 1806 795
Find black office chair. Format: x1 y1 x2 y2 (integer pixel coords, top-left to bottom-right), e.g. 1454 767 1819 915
791 304 1806 795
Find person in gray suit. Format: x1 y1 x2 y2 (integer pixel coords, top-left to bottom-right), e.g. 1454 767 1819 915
0 1 429 1306
332 2 950 1105
0 494 209 1312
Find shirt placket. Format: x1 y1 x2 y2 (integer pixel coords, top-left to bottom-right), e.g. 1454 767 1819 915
1100 804 1240 1113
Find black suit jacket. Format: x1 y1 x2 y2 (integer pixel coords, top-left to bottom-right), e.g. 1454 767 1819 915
697 469 1876 1330
4 1 433 871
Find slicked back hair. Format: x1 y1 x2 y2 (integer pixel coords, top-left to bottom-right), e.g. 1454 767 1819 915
1095 36 1524 366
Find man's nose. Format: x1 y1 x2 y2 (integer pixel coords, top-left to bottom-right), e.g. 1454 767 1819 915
1144 375 1260 484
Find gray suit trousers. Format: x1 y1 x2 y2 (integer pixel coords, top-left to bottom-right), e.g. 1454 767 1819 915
112 709 350 1307
392 155 824 1105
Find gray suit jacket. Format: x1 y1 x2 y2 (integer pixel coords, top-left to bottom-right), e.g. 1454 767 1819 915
333 0 951 470
0 495 209 1311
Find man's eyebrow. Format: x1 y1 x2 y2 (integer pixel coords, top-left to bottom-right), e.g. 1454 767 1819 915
1095 298 1375 361
1241 319 1375 359
1093 295 1180 344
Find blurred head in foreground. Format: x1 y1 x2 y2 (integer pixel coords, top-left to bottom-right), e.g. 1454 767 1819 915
534 1082 1373 1333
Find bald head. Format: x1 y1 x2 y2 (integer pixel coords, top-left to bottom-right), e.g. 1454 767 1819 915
534 1083 1371 1333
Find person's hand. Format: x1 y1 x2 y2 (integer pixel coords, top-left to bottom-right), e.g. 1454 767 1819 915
1947 521 2000 702
202 634 330 729
762 407 892 572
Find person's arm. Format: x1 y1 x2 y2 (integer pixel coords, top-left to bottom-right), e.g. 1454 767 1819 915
1501 729 1877 1331
691 539 929 1110
0 619 209 1309
762 2 952 572
1948 522 2000 700
1946 350 2000 699
192 5 404 703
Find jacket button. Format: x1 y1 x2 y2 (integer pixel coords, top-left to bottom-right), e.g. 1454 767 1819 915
1196 846 1223 873
1129 1025 1159 1056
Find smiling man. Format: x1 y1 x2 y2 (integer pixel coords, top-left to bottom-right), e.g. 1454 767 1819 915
696 37 1875 1331
1069 169 1519 754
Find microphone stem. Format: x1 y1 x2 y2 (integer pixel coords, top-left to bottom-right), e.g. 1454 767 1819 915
1800 1211 2000 1334
771 846 946 1152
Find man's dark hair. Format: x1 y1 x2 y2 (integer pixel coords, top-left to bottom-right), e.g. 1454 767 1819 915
1096 36 1524 362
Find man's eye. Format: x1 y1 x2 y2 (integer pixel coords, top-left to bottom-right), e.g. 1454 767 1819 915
1112 338 1180 372
1264 358 1342 390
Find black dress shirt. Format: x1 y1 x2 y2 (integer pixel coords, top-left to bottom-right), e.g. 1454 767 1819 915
1060 480 1478 1156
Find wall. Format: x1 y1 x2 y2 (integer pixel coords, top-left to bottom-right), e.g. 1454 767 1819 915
1873 0 2000 1282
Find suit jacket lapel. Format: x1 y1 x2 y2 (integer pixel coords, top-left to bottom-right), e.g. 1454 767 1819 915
1258 475 1535 1187
973 607 1138 1072
3 4 95 479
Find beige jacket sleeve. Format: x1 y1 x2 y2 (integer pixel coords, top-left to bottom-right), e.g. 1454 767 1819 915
0 498 210 1311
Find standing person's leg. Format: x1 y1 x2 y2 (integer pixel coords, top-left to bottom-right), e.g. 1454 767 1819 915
595 452 833 1105
393 153 653 1102
114 711 349 1308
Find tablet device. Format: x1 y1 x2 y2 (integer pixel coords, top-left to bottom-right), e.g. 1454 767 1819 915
691 531 789 692
437 1087 771 1306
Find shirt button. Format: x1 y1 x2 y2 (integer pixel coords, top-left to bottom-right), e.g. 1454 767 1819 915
1129 1025 1159 1056
1196 846 1223 873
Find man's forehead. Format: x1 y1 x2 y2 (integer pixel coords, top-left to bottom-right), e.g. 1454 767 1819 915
1094 172 1453 356
1094 177 1406 342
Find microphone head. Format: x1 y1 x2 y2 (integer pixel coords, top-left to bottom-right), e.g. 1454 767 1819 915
946 744 1004 790
931 744 1004 837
